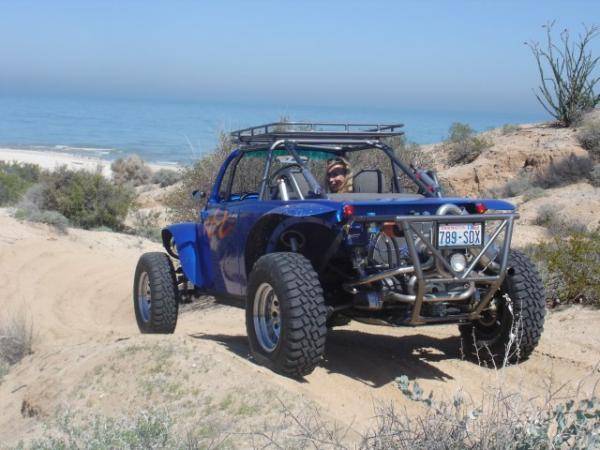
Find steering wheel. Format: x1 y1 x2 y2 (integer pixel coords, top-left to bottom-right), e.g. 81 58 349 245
238 191 258 201
268 163 303 187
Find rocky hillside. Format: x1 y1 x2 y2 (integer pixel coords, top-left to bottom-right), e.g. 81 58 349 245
426 121 590 196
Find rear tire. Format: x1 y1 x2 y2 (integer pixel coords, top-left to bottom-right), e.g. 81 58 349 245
133 252 179 333
460 249 546 364
246 252 327 377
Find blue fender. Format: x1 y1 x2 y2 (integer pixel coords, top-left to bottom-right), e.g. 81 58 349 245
162 222 211 289
266 202 341 220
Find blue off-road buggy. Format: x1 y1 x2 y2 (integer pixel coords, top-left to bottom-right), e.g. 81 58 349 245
133 122 546 377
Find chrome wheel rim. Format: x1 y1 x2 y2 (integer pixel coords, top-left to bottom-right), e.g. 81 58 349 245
253 283 281 353
138 271 151 322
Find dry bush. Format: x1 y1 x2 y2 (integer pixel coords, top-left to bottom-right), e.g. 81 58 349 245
522 187 546 201
444 123 492 166
27 409 177 449
360 376 600 450
590 164 600 187
14 208 70 233
111 154 152 186
12 184 70 233
499 154 594 198
165 132 234 223
0 312 33 366
151 168 181 187
534 204 587 235
502 176 535 197
533 154 593 188
131 210 162 242
253 376 600 449
578 116 600 161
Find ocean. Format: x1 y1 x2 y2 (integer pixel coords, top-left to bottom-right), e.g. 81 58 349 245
0 95 544 165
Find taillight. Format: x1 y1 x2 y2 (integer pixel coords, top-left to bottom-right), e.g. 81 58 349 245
475 203 487 214
343 204 355 219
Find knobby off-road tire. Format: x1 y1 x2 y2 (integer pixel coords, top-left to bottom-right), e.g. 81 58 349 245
460 249 546 364
133 252 179 333
246 252 327 378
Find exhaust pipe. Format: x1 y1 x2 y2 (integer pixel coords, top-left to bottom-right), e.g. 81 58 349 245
386 282 476 304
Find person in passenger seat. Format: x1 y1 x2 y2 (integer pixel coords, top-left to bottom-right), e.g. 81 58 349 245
326 157 353 193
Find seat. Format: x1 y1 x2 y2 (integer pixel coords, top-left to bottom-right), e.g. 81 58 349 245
352 169 385 193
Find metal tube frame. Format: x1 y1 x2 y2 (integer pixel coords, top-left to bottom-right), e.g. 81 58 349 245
256 138 439 201
352 212 517 325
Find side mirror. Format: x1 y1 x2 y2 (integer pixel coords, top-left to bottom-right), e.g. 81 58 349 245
192 190 207 202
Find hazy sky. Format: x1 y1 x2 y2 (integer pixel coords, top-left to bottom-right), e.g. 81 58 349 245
1 0 598 113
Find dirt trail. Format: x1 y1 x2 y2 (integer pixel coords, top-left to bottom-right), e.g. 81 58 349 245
1 211 599 444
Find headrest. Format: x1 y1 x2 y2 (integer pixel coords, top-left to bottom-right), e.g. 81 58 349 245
353 169 384 193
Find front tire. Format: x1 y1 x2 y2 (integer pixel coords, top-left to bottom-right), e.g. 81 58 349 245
246 252 327 377
133 252 179 333
460 249 546 364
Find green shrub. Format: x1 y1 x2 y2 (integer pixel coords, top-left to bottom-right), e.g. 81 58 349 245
111 154 152 186
501 124 521 134
577 117 600 161
40 167 135 230
151 168 181 187
166 132 233 223
0 161 41 183
525 229 600 306
0 172 29 205
448 122 475 143
445 123 492 166
0 161 41 205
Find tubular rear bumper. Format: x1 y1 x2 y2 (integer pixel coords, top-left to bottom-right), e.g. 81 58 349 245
350 212 518 325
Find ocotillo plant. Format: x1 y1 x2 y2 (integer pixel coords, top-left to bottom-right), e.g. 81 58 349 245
527 22 599 126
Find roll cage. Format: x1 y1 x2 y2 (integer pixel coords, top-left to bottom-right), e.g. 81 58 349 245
228 122 442 200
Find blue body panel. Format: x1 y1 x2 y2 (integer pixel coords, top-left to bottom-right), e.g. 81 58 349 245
165 222 212 289
165 149 515 298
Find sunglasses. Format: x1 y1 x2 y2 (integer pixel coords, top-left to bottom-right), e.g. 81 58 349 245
327 168 347 178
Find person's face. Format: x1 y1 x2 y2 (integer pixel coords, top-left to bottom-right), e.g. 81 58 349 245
327 164 347 192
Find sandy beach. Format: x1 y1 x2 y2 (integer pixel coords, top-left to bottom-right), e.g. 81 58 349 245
0 147 178 177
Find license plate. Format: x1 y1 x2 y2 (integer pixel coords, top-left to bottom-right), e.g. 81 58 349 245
438 223 482 247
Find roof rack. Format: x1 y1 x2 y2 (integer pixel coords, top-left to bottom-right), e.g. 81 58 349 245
230 122 404 146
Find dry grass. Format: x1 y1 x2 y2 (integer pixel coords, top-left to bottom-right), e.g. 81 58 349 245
496 154 594 199
0 311 33 366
